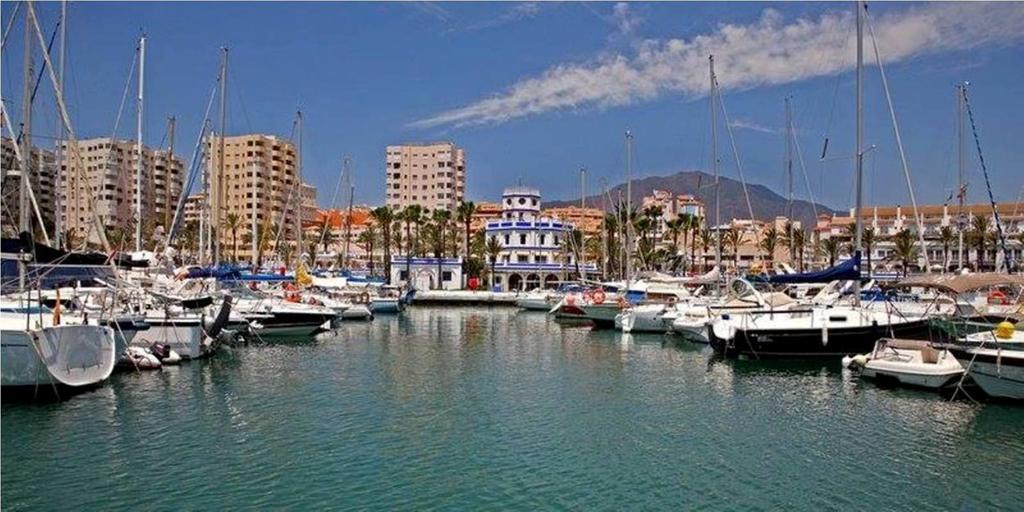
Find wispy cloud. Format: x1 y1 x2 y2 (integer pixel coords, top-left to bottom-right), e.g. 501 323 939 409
409 2 454 24
411 3 1024 129
611 2 642 39
729 119 779 135
464 2 542 32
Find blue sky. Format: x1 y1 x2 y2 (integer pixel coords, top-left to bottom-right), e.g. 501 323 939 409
5 1 1023 212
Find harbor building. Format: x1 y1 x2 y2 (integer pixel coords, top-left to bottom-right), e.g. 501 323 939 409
1 136 58 236
702 216 802 272
385 142 465 212
390 256 464 291
814 202 1024 272
58 137 184 245
485 185 598 291
640 190 706 248
205 134 318 262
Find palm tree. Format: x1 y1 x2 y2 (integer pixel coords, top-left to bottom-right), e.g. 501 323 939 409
790 227 806 271
937 225 955 271
633 216 654 269
357 225 379 275
565 227 584 278
892 228 918 277
861 227 876 276
370 207 395 283
722 226 742 269
400 205 421 281
698 227 713 272
820 237 841 267
970 215 990 270
665 217 685 258
432 209 452 289
456 201 476 287
221 212 243 263
759 227 781 270
485 236 503 288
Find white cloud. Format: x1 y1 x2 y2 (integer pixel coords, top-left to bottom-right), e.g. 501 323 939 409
612 2 642 38
729 119 779 135
464 2 542 32
411 3 1024 128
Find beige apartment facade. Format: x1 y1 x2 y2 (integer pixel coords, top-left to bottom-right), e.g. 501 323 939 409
204 134 317 262
59 137 184 245
385 142 465 213
1 136 58 236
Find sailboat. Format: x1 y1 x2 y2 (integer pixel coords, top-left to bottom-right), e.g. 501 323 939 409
708 1 932 358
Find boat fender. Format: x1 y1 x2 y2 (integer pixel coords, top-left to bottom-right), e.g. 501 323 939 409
821 324 829 346
841 355 852 368
593 290 607 305
996 321 1015 340
202 296 233 339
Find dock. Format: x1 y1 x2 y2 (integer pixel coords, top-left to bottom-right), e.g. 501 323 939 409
411 290 520 306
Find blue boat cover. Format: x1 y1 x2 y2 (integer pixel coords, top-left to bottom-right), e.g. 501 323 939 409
751 252 861 284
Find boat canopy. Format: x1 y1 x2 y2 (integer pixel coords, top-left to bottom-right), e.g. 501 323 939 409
1 236 117 293
638 268 719 286
750 252 861 284
890 273 1024 294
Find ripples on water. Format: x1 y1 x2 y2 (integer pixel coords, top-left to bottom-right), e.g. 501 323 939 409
3 307 1023 510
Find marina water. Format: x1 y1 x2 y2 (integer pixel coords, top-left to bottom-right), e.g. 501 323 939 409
3 307 1023 510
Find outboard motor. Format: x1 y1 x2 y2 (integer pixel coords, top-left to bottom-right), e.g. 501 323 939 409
150 343 172 360
201 295 234 340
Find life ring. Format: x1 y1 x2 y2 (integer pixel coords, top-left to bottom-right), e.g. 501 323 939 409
286 292 300 303
592 289 607 305
988 290 1010 305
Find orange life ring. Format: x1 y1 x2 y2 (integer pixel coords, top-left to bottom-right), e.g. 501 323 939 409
592 289 607 305
286 292 300 303
988 290 1009 305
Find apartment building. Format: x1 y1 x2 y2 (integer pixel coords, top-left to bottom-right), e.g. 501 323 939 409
814 202 1024 271
385 142 465 213
59 137 183 245
1 136 58 235
542 206 605 236
205 134 318 262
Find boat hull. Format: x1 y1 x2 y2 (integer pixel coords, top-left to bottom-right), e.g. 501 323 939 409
949 348 1024 400
1 325 117 388
709 319 933 358
248 311 336 336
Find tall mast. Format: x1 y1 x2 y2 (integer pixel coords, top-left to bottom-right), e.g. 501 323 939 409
785 96 794 257
601 178 608 279
854 1 864 304
134 34 145 252
580 167 586 275
54 0 67 248
295 110 304 263
18 4 34 293
710 54 721 279
165 115 175 230
250 159 258 265
215 47 228 266
956 83 966 270
343 157 353 269
625 131 633 284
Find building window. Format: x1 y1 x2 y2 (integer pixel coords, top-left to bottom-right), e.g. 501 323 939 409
517 255 528 263
442 271 453 282
540 234 546 245
399 270 408 280
519 234 527 245
504 235 510 245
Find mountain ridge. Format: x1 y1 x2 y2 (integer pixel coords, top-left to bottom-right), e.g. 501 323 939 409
544 170 838 229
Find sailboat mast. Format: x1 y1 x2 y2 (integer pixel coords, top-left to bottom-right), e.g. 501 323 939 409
343 157 353 269
956 83 966 270
710 55 721 279
54 0 67 249
250 160 257 265
625 131 633 285
854 1 865 304
134 35 145 252
295 110 304 263
601 178 608 279
18 6 34 293
215 47 228 266
166 116 175 230
785 96 794 256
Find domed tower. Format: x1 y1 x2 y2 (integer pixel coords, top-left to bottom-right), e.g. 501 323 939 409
501 185 541 222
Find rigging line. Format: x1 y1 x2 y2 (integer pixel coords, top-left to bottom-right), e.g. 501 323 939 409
713 78 756 223
165 81 218 247
865 7 930 270
961 86 1012 269
789 113 819 221
1 1 21 50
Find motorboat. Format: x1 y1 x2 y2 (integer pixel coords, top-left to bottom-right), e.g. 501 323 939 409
0 300 117 391
708 304 932 358
944 322 1024 400
666 279 804 342
516 288 560 311
844 338 964 389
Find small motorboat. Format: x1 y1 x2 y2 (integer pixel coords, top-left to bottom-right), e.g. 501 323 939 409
945 322 1024 400
844 338 964 389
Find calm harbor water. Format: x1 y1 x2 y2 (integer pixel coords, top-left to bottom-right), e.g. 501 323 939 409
3 307 1023 510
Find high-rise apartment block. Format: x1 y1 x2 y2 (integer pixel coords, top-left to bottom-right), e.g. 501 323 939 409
385 142 465 212
1 136 58 235
205 134 317 261
59 137 184 244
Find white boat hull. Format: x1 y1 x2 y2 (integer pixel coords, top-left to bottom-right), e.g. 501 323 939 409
616 305 670 333
1 325 117 388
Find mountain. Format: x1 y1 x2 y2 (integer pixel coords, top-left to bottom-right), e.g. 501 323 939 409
544 170 838 229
